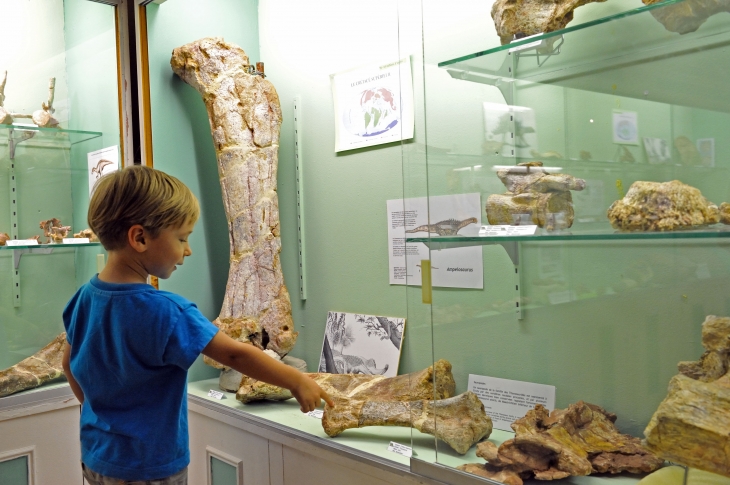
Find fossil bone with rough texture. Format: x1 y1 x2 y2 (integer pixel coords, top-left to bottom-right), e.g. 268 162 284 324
323 391 492 455
171 38 296 360
236 358 456 404
0 333 66 398
459 401 663 483
643 0 730 34
644 315 730 478
486 161 585 230
491 0 607 44
607 180 720 231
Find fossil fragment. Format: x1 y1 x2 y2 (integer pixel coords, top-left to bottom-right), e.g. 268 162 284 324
0 232 9 246
456 463 523 485
486 161 585 230
0 71 9 125
460 401 663 483
171 38 296 360
720 203 730 225
323 391 492 455
405 218 478 236
0 333 66 398
643 0 730 34
73 229 98 242
607 180 720 231
491 0 607 44
39 218 70 243
236 358 456 404
0 74 59 128
644 315 730 478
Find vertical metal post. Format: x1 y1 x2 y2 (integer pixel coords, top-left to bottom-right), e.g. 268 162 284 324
8 139 20 307
293 96 307 300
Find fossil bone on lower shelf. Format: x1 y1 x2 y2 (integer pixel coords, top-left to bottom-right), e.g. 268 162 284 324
323 391 492 455
0 333 66 398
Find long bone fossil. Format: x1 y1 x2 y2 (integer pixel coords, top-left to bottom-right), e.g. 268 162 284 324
0 333 66 398
170 38 297 360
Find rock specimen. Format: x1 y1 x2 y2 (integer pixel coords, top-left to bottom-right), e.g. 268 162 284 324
0 232 9 246
720 202 730 224
607 180 720 231
644 315 730 478
171 38 296 360
643 0 730 34
39 218 70 243
405 218 478 236
459 401 663 484
0 333 66 398
236 358 456 404
323 391 492 455
492 0 607 44
486 161 586 230
73 229 98 242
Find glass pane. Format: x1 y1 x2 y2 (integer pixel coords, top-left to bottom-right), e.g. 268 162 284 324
0 0 118 384
407 0 730 479
0 456 29 485
210 456 238 485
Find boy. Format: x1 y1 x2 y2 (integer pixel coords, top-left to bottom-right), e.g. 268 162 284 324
62 166 332 484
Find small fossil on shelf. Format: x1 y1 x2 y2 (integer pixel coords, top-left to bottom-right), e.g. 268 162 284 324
40 218 71 243
0 232 10 246
74 229 98 242
0 72 58 128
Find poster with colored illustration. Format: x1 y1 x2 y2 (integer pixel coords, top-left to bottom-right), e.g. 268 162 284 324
331 58 414 152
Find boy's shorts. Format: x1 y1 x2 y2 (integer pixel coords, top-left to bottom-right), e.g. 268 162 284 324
82 463 188 485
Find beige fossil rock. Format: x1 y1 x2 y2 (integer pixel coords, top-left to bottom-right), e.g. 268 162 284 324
719 202 730 224
323 391 492 455
0 333 66 398
236 358 456 404
171 37 296 361
486 161 585 230
461 401 663 482
607 180 720 231
491 0 607 44
644 315 730 478
0 232 9 246
643 0 730 34
456 462 524 485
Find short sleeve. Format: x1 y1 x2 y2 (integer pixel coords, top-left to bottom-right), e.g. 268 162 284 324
162 306 219 369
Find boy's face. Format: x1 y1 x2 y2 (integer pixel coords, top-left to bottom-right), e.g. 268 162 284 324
142 220 195 279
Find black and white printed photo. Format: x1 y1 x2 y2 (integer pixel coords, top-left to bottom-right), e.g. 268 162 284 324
318 312 405 377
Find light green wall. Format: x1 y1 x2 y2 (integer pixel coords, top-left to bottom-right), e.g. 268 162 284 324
145 0 260 382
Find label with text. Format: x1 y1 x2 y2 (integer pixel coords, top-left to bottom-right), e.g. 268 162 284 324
64 238 89 244
207 389 225 400
387 441 413 458
468 374 555 431
6 239 39 247
306 409 324 419
479 225 538 237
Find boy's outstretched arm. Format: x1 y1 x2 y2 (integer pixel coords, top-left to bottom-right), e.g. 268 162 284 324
202 332 334 412
62 342 85 405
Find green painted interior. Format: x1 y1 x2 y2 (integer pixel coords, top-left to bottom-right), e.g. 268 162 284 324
0 455 28 485
0 0 114 370
145 0 260 382
210 456 238 485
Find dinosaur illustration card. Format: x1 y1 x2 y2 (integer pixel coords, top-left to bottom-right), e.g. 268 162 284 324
318 311 405 377
87 145 119 197
387 193 483 289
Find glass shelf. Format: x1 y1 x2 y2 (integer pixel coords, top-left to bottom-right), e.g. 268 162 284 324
0 123 103 146
408 223 730 247
0 242 102 251
438 0 730 112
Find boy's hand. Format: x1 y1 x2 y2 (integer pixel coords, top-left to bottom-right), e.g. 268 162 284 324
291 374 334 413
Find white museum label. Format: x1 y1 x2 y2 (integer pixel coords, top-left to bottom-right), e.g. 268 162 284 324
479 225 538 236
64 238 89 244
468 374 555 431
306 409 324 419
6 239 39 246
207 389 225 400
387 441 413 458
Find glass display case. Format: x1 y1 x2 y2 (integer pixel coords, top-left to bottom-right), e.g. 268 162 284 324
402 0 730 482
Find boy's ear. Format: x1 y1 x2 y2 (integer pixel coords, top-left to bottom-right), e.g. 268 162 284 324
127 224 148 253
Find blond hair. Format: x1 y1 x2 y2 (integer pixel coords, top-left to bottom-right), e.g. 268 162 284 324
88 166 200 250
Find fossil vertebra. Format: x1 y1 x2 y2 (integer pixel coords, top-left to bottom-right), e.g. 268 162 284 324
405 217 478 236
644 315 730 478
323 391 492 455
607 180 720 231
171 38 296 360
0 333 66 398
643 0 730 34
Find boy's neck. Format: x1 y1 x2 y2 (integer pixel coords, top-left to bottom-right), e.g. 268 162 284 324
98 249 150 284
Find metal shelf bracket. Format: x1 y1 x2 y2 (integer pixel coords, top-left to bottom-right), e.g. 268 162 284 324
12 247 54 307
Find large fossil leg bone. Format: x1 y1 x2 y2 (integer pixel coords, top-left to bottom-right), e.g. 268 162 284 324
0 333 66 398
170 38 297 360
237 359 456 404
322 391 493 455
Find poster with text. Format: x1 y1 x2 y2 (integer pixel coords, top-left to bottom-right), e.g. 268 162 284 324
387 193 483 289
331 58 414 152
88 146 119 197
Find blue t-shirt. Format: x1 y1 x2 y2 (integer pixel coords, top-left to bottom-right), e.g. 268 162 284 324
63 275 219 481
